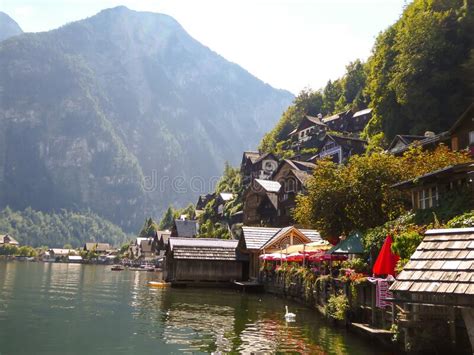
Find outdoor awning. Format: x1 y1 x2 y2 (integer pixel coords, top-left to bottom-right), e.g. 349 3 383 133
327 231 364 255
275 240 331 255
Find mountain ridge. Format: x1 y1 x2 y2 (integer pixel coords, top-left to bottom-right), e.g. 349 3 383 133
0 11 23 42
0 6 293 232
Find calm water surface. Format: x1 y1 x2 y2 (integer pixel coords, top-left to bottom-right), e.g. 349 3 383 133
0 262 386 354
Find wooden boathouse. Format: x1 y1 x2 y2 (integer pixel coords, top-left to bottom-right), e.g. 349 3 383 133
390 227 474 352
165 237 245 286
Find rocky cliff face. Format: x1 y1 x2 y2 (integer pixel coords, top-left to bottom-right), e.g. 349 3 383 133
0 7 293 231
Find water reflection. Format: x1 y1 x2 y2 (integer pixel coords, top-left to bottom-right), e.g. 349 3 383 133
0 263 382 355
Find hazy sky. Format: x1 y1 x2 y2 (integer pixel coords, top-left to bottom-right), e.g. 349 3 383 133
0 0 408 94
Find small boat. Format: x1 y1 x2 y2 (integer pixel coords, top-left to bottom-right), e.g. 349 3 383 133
111 265 124 271
147 281 170 288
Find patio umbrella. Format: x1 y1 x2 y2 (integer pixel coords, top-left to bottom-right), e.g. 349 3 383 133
286 252 304 262
372 235 399 277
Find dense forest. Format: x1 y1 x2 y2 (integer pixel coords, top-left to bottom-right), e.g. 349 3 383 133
0 207 129 247
260 0 473 154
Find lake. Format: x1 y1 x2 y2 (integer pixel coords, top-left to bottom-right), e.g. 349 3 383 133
0 262 386 354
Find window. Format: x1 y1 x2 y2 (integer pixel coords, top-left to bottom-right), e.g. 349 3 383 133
469 131 474 145
416 186 438 210
451 136 459 151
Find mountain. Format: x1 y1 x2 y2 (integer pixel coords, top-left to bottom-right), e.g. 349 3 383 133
0 6 293 232
0 12 23 42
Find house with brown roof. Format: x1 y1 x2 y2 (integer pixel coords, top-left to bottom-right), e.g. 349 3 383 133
240 151 279 186
309 134 367 164
392 162 474 211
238 226 322 278
449 103 474 157
290 115 327 143
271 159 315 226
242 179 281 226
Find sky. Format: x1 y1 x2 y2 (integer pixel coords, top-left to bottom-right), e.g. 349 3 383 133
0 0 409 94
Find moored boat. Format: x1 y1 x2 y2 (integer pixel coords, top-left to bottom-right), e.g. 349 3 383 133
111 265 124 271
147 281 170 288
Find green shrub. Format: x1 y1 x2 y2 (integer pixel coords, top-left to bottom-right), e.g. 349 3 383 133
325 293 349 321
446 210 474 228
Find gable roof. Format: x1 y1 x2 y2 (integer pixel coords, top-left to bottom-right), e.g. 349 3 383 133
254 152 278 164
241 226 322 251
390 228 474 305
219 192 234 201
169 237 239 261
448 102 474 134
241 227 281 250
391 162 474 189
243 151 261 164
0 234 19 245
352 108 372 118
289 169 311 185
255 179 281 193
387 135 426 153
174 219 199 238
84 242 110 252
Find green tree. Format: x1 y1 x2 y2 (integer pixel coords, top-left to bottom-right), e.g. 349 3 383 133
294 146 472 239
138 217 159 238
159 207 175 230
365 0 474 141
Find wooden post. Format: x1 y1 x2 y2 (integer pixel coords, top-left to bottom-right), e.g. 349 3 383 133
371 282 376 326
448 306 456 347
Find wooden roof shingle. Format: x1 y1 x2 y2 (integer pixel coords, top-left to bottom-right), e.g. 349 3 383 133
390 228 474 303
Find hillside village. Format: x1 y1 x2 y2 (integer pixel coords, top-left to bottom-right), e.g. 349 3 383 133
119 102 474 353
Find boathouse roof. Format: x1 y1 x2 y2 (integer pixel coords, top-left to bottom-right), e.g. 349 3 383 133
169 237 239 261
390 227 474 306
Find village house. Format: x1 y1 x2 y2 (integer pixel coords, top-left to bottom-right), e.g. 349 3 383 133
392 162 474 211
83 242 112 254
156 230 171 257
242 179 281 226
240 151 279 187
164 237 244 285
309 134 367 164
171 218 200 238
448 103 474 157
321 108 372 135
386 134 427 156
215 192 234 217
129 237 157 260
387 131 449 156
289 115 327 144
195 193 215 215
272 159 316 226
238 226 322 279
0 234 19 246
390 228 474 352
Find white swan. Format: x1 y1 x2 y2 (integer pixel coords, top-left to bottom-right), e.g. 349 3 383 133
284 305 296 321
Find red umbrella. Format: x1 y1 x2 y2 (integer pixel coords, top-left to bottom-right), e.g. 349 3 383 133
373 235 399 276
